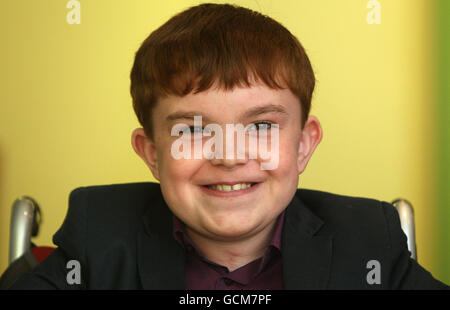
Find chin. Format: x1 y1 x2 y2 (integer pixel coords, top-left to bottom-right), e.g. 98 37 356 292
204 215 264 240
208 227 255 240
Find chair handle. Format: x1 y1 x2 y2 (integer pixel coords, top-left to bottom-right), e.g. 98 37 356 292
8 196 39 265
392 199 417 260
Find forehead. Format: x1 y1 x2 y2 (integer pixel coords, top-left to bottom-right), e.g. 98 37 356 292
154 84 300 122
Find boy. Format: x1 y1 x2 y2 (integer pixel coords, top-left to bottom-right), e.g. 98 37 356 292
9 3 448 289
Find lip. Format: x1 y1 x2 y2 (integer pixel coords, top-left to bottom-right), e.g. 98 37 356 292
199 182 262 198
205 181 258 186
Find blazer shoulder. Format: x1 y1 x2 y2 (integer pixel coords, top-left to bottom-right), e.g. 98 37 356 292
73 181 163 211
297 188 387 215
295 188 391 236
66 182 166 237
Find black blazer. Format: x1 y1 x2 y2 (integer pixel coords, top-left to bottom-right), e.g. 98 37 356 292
9 182 449 289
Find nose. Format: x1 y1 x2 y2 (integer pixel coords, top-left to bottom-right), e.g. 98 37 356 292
210 154 248 169
208 128 249 169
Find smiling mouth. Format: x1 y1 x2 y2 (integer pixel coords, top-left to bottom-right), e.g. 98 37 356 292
204 182 258 192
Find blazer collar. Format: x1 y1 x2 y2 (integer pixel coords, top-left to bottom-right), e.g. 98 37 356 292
137 193 185 289
282 194 333 289
137 189 333 290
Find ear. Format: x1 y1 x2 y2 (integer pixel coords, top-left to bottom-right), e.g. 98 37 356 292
297 115 323 174
131 128 160 180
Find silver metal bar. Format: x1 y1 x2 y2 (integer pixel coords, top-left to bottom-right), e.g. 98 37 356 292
392 199 417 260
8 197 36 265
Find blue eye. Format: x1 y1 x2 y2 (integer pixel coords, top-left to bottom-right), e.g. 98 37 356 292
188 126 204 134
249 122 273 131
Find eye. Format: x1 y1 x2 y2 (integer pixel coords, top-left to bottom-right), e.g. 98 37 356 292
188 126 204 134
247 121 273 131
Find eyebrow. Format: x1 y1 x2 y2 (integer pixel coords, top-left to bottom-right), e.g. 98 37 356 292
241 104 288 119
166 103 288 123
166 111 213 123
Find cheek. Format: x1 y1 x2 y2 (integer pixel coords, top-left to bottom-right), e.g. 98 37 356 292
266 136 301 192
159 156 201 183
156 136 205 181
277 135 300 169
158 157 204 214
268 140 301 200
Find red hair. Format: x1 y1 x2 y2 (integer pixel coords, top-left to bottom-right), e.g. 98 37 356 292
130 3 315 139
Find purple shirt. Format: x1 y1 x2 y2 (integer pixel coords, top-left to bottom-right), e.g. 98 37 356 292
173 211 285 290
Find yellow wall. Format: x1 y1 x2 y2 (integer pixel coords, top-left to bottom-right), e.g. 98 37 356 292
0 1 442 281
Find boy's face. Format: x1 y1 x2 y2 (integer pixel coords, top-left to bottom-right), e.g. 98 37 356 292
132 83 322 242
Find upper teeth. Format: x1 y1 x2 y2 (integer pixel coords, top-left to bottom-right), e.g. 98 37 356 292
208 183 253 191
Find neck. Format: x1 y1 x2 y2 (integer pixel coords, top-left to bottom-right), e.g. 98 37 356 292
185 220 278 272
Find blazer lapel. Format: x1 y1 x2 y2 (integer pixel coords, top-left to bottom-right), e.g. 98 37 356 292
137 194 185 290
282 194 333 289
136 186 333 290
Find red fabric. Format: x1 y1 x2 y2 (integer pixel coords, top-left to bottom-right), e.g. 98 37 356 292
31 246 55 263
